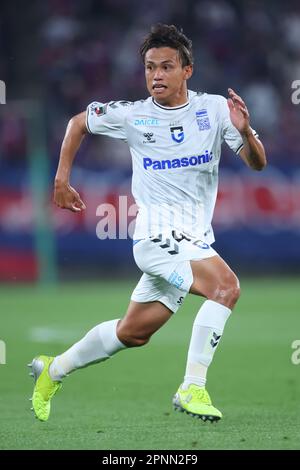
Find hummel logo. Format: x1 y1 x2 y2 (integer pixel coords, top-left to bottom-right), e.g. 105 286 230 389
143 132 155 143
210 332 221 348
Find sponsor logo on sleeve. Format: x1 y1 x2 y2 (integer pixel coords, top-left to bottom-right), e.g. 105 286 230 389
91 103 107 116
196 109 211 130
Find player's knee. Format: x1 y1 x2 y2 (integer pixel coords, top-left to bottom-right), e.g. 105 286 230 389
227 283 241 306
211 275 241 308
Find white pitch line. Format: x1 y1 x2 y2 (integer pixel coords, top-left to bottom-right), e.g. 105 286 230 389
29 326 82 344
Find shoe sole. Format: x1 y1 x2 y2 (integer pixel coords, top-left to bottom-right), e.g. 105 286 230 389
173 403 221 423
27 358 45 419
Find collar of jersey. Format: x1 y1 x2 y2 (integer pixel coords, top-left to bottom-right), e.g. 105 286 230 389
152 93 190 111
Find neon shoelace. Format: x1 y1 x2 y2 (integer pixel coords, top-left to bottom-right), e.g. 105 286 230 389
193 388 211 405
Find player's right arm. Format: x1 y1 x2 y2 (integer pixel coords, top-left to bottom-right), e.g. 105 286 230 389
54 100 130 212
54 111 87 213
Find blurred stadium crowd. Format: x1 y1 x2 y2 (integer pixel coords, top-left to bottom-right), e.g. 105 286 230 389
0 0 299 280
1 0 300 169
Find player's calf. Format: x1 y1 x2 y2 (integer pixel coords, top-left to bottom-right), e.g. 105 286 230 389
117 300 172 347
116 332 150 348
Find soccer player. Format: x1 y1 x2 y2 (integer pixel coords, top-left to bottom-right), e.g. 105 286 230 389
29 24 266 422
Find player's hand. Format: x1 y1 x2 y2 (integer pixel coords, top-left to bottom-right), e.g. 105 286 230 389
227 88 251 135
54 181 86 213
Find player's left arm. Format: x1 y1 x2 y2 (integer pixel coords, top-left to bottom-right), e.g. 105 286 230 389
227 88 267 171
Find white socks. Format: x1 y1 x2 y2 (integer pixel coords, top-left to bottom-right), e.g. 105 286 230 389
48 303 231 385
49 319 126 381
183 300 231 389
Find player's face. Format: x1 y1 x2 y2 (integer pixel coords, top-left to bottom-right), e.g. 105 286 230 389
144 47 193 107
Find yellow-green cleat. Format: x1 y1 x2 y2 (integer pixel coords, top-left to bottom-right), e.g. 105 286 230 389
28 355 62 422
173 384 222 422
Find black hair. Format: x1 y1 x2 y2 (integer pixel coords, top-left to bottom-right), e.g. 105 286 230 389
140 24 193 67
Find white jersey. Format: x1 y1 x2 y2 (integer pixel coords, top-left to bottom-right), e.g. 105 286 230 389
86 90 257 244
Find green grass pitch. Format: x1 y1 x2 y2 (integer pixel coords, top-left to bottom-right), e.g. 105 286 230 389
0 278 299 450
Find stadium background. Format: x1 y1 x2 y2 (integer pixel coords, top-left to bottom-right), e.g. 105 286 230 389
0 0 299 451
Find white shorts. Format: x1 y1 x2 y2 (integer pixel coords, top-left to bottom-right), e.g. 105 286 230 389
131 230 217 313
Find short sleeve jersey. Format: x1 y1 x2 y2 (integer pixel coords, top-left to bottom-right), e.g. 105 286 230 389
86 91 258 243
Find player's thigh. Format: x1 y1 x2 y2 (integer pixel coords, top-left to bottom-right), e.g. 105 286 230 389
118 299 172 342
133 233 239 306
118 271 186 342
133 233 216 294
190 255 240 299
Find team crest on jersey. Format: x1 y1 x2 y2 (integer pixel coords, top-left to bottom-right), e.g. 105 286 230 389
170 126 184 143
196 109 210 130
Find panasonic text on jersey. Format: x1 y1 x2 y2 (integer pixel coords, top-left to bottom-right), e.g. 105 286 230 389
143 151 213 170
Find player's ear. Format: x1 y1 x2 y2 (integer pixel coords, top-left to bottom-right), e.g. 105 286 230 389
183 65 193 80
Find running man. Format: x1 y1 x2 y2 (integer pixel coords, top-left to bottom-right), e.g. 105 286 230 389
29 24 266 422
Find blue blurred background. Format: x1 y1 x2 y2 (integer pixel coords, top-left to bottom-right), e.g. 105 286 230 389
0 0 299 283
